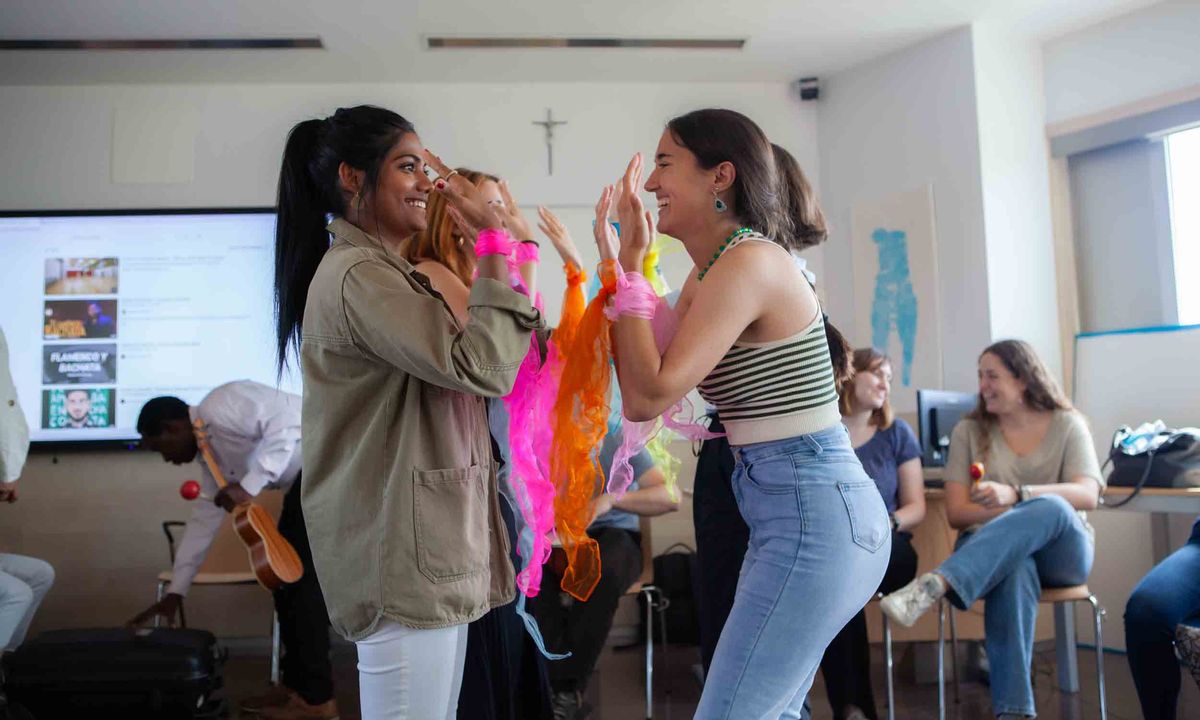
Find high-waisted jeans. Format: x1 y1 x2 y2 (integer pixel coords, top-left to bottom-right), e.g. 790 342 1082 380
696 424 891 719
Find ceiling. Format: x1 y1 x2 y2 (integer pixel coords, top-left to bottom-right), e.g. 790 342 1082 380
0 0 1163 85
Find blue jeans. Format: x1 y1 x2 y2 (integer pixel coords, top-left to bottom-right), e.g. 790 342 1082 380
938 495 1093 718
1124 516 1200 720
0 553 55 651
696 425 890 719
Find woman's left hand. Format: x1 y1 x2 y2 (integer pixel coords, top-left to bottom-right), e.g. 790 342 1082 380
970 480 1019 509
615 153 652 270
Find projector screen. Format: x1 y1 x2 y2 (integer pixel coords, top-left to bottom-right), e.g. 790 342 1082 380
0 209 300 447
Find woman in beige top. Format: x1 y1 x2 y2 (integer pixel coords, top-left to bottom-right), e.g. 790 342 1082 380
880 339 1103 720
273 106 543 719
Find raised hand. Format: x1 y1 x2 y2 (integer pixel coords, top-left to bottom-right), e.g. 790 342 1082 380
537 206 583 269
593 185 620 262
422 149 505 240
616 154 651 266
498 180 536 242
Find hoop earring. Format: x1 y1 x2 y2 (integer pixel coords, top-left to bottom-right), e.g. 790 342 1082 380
713 189 728 213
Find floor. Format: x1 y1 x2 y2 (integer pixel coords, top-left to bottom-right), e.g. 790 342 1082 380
223 638 1200 719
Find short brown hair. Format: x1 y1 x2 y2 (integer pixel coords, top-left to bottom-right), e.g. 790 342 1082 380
401 168 499 287
837 347 894 429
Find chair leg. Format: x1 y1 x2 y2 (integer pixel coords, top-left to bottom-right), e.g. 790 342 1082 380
948 604 960 703
154 581 166 629
882 603 895 720
937 600 946 720
1088 595 1107 720
270 611 281 686
642 587 654 720
654 588 670 700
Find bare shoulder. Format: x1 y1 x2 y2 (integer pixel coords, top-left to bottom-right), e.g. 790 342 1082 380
412 259 468 294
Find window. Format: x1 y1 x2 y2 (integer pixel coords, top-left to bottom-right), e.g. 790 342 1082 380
1167 125 1200 325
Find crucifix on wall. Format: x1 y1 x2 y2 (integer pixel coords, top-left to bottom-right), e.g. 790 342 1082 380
532 108 567 175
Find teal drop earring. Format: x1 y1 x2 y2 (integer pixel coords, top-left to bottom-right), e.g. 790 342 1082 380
713 189 728 213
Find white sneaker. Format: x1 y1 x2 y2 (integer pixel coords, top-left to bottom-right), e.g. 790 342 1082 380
880 573 945 627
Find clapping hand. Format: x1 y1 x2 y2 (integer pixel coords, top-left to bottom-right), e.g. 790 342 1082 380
537 206 584 269
593 185 620 263
615 153 653 270
422 149 506 243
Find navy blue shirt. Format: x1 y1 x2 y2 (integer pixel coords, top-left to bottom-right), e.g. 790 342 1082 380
852 418 922 513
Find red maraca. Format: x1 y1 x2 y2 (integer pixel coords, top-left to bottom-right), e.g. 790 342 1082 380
969 462 986 483
179 480 211 502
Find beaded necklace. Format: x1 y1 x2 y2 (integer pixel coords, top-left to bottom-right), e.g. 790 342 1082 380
697 227 756 281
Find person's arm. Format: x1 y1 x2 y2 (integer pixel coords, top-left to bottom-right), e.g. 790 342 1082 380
166 482 225 596
942 421 1008 529
343 259 542 398
893 458 926 531
1023 413 1102 510
591 467 679 523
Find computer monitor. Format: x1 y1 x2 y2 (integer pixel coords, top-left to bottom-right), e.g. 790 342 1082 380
917 389 978 467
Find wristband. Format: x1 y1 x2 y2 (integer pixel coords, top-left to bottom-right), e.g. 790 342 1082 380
1018 485 1032 503
514 241 540 265
603 271 657 321
474 229 514 258
889 513 900 532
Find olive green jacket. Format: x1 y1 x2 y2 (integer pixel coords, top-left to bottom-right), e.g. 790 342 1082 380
300 218 542 640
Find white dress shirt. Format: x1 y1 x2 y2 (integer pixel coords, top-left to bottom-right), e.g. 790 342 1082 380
168 380 302 596
0 328 30 484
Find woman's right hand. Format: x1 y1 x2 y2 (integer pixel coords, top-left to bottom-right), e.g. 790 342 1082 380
422 149 505 239
537 206 584 269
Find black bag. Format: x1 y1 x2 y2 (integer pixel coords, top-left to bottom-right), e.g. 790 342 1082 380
638 543 701 646
5 628 225 719
1103 426 1200 508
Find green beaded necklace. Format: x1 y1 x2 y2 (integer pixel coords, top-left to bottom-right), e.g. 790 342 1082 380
698 227 756 281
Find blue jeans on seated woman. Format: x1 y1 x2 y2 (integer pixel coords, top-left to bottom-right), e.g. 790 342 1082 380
1124 515 1200 720
937 494 1093 718
695 424 890 720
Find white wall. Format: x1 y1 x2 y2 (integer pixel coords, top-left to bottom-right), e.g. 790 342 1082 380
816 26 991 399
0 79 819 637
1043 0 1200 125
973 24 1063 378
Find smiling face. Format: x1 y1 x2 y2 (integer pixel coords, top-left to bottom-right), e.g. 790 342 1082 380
360 132 433 241
852 359 892 412
977 351 1026 416
644 129 720 240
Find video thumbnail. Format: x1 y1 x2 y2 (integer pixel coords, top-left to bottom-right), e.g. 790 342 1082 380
44 257 119 296
43 299 118 340
42 343 118 384
41 387 116 429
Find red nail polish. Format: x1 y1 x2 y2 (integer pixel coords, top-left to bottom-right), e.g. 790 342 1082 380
435 180 446 190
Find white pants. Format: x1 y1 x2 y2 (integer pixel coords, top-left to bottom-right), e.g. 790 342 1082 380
355 619 469 720
0 553 55 651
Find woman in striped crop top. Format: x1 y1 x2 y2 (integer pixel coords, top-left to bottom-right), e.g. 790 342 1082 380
599 108 891 719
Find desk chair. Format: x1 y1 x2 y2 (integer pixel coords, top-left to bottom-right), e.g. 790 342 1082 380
155 491 286 685
936 585 1107 720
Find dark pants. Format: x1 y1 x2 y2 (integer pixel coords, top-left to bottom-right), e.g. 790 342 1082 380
457 496 553 720
820 530 919 720
535 526 643 692
693 413 811 720
1125 516 1200 720
275 475 334 705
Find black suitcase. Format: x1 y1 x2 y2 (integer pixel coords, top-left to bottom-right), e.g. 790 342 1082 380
4 627 225 719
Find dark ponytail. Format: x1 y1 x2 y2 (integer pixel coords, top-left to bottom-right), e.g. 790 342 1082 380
768 144 844 381
770 143 827 250
273 106 415 374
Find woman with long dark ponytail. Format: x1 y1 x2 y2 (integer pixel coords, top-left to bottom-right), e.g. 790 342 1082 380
597 109 889 717
274 106 543 719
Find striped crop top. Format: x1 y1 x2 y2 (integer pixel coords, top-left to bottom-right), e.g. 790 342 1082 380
696 248 841 445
